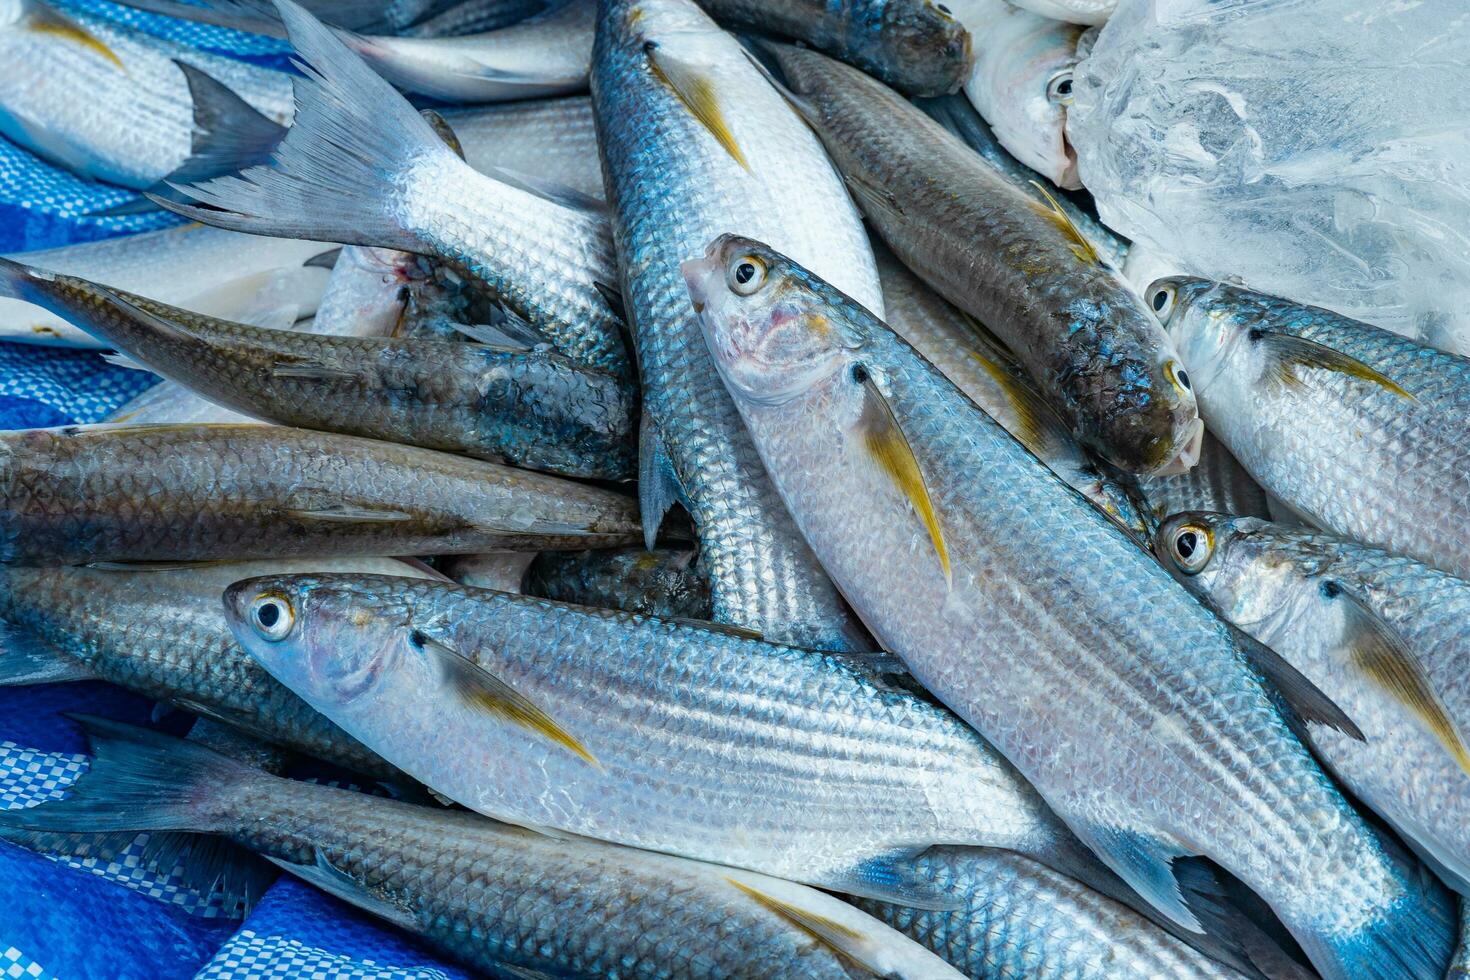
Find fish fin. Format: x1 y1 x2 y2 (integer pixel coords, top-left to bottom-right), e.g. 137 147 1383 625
966 348 1068 458
638 415 687 552
484 165 607 215
0 714 243 835
843 173 905 222
856 376 950 587
1327 581 1470 773
83 559 227 571
88 196 162 218
418 108 465 160
1065 821 1204 933
447 308 544 350
155 0 443 250
816 853 963 911
738 40 820 127
669 617 763 641
1235 623 1365 741
265 847 419 931
1251 330 1413 400
0 625 95 685
303 247 342 270
283 503 415 524
644 42 749 172
410 630 599 768
725 875 892 974
105 0 287 36
170 61 287 184
101 352 154 372
1027 180 1099 265
23 2 124 70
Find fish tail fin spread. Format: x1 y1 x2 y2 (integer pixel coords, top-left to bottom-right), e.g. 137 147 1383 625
0 715 248 837
155 0 446 251
1286 829 1454 980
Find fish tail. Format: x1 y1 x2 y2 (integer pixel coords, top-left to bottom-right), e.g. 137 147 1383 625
0 715 249 837
155 0 448 252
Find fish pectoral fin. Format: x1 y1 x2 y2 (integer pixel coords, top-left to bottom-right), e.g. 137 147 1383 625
410 630 599 768
645 42 749 171
1330 582 1470 774
282 503 415 524
638 415 689 552
101 352 154 372
1027 180 1100 266
1234 622 1365 742
0 624 95 686
855 377 950 587
448 308 545 352
814 853 963 911
843 173 905 222
967 348 1070 459
1067 821 1204 934
725 874 892 974
266 847 419 933
1252 330 1413 400
23 3 124 70
303 247 342 270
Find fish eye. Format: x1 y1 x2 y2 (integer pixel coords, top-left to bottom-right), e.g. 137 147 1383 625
1046 70 1075 105
936 2 952 12
727 254 767 296
250 593 295 642
1164 359 1192 394
1149 282 1177 321
1169 524 1214 575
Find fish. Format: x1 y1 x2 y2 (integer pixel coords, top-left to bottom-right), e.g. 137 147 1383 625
1008 0 1115 26
436 551 532 593
522 546 712 619
685 233 1456 980
403 0 549 38
439 96 605 201
941 0 1084 188
159 0 631 380
0 258 638 480
0 559 435 781
761 43 1202 476
697 0 970 97
285 0 470 32
1136 431 1271 530
1155 513 1470 896
2 716 966 979
115 0 594 102
0 0 293 187
592 0 880 650
1453 904 1470 980
308 246 426 340
0 226 331 349
0 423 644 564
852 848 1251 979
1152 277 1470 580
875 244 1149 542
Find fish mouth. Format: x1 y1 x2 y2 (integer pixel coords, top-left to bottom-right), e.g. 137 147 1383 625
680 255 717 312
1151 418 1205 476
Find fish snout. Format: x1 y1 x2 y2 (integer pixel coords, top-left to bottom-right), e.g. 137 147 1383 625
1152 418 1205 476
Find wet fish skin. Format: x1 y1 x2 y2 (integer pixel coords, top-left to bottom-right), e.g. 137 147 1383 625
1155 512 1470 895
1 719 964 979
524 547 712 619
309 246 424 340
0 560 429 781
592 0 880 649
404 0 548 37
2 263 636 480
0 423 644 564
875 245 1149 543
1137 431 1271 531
1155 276 1470 580
853 848 1239 979
440 96 604 200
699 0 969 97
685 234 1455 980
766 43 1200 476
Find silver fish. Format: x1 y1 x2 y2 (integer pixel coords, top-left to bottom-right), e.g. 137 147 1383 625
0 0 293 187
440 96 604 201
1009 0 1114 26
436 551 532 593
0 226 331 349
592 0 880 649
164 0 630 379
522 547 711 619
876 245 1148 542
1153 277 1470 580
309 246 426 340
1156 513 1470 896
2 717 965 979
685 233 1455 980
0 423 644 564
1137 431 1271 530
404 0 548 38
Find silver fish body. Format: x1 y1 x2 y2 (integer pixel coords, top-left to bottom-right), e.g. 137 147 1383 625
1137 431 1271 530
1155 513 1470 896
0 423 644 564
440 96 604 200
685 234 1455 980
2 720 965 979
592 0 880 649
436 551 532 593
224 573 1071 907
309 246 425 340
766 44 1200 476
1156 277 1470 580
404 0 548 37
523 547 711 619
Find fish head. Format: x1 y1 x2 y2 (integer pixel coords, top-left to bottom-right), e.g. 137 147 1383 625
965 10 1082 188
855 1 971 95
1148 276 1255 405
683 234 865 408
1154 512 1301 629
224 574 414 709
599 0 719 53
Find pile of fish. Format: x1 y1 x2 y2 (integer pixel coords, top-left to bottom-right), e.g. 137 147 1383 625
1 0 1468 977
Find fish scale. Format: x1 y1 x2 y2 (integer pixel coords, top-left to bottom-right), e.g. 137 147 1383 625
592 0 881 649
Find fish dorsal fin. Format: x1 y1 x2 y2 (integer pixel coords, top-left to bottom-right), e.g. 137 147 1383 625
267 848 419 932
411 630 599 768
25 2 124 70
1250 330 1413 399
419 108 464 160
1327 581 1470 774
726 876 888 974
1027 180 1099 265
856 374 950 587
645 41 749 172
